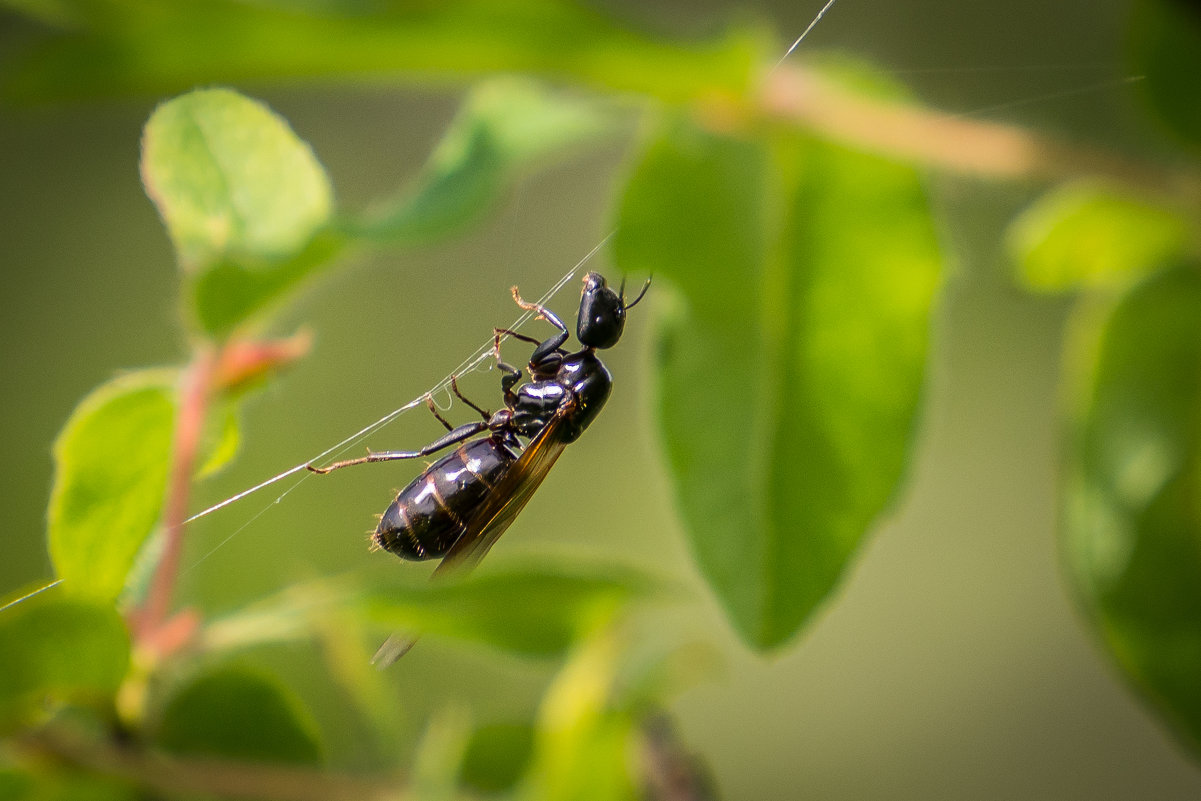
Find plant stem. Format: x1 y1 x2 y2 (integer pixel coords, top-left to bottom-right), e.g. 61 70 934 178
136 346 215 647
18 729 407 801
761 66 1201 205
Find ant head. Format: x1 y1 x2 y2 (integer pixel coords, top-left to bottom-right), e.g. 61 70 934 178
576 272 651 349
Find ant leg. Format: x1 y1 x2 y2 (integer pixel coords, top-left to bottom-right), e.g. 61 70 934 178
498 362 522 399
492 329 524 405
494 327 541 348
493 329 525 385
495 325 565 373
307 421 487 474
450 375 489 421
425 395 453 432
510 287 568 333
510 287 569 363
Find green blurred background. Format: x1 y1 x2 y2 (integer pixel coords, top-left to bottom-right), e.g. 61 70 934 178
4 0 1201 797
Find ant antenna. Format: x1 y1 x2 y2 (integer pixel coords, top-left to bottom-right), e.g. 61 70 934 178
623 276 653 311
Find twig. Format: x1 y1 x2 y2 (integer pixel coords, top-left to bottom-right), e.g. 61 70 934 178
136 346 215 647
18 729 407 801
639 713 717 801
761 65 1201 205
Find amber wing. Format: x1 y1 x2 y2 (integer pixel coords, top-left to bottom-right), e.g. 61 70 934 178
373 404 573 666
433 403 572 578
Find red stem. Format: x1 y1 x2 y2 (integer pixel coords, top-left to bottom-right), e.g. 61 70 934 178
137 346 215 647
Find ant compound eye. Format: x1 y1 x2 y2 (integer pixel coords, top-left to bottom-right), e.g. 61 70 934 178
577 272 625 349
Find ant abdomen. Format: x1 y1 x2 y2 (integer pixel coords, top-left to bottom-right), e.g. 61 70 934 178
373 438 517 560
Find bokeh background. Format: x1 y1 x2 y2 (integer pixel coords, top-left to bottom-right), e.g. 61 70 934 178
4 0 1201 798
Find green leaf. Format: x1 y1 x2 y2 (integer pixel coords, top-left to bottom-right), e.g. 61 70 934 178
0 0 81 27
351 78 617 243
142 87 333 271
0 769 30 801
615 118 941 649
1062 262 1201 757
141 88 339 337
185 231 343 338
200 577 358 654
0 768 137 801
194 398 240 479
461 722 536 795
49 370 177 601
0 596 130 727
3 0 760 104
156 666 323 765
1010 182 1193 292
410 708 472 801
1129 0 1201 146
149 80 611 336
361 563 663 657
518 630 636 801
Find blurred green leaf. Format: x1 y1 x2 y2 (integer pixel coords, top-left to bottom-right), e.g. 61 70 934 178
48 370 177 601
615 117 940 649
1129 0 1201 146
0 0 81 26
3 0 760 104
142 88 339 337
307 606 406 754
351 78 618 243
201 561 661 661
1010 182 1192 292
410 707 471 801
0 596 130 727
195 398 240 479
361 563 664 657
0 769 30 801
517 629 635 801
142 88 333 272
185 231 344 338
156 666 323 765
461 722 535 795
200 577 358 654
0 768 137 801
149 79 617 335
1062 263 1201 757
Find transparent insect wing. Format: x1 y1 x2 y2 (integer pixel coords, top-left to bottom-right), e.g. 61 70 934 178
434 405 572 577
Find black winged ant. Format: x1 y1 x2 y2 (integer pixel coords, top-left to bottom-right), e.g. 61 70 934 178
307 271 650 576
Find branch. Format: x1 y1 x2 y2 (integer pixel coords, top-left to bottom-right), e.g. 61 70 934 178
19 729 408 801
130 332 313 655
761 66 1201 205
135 347 215 648
638 713 717 801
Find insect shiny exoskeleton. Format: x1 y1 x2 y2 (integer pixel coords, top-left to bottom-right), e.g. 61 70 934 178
373 437 517 559
307 271 649 575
